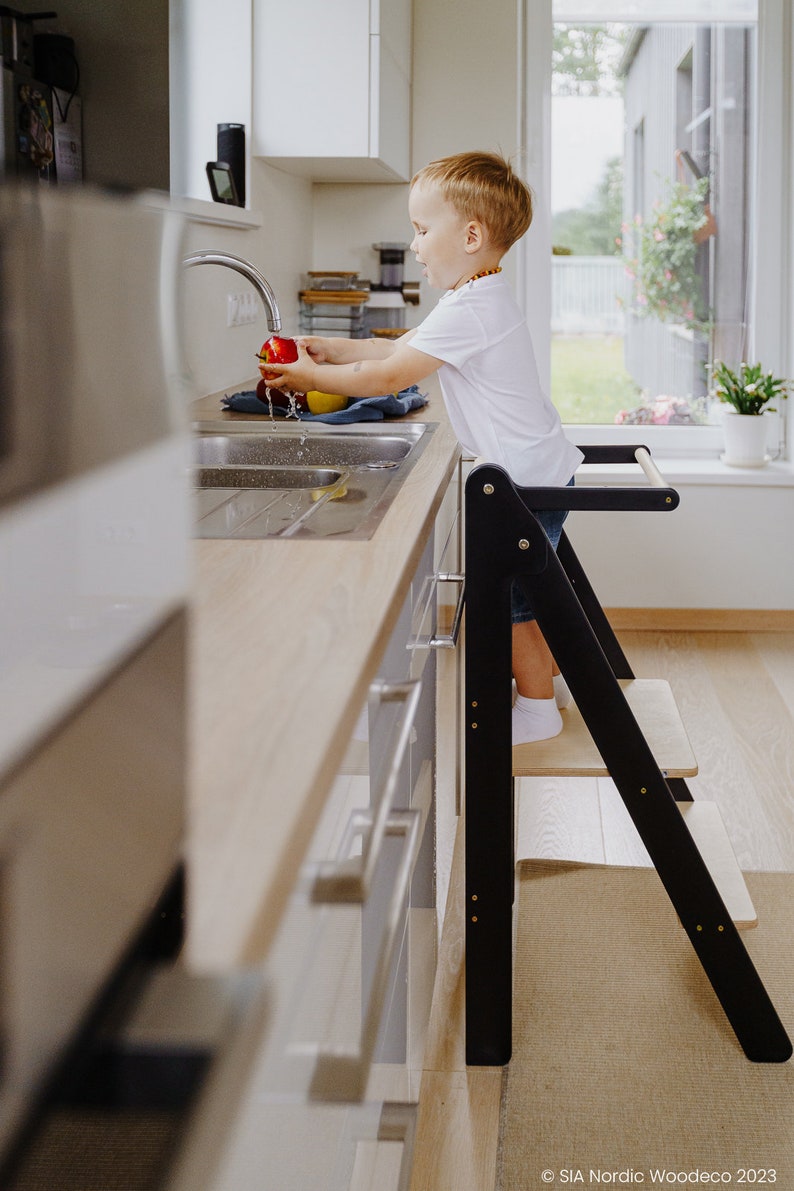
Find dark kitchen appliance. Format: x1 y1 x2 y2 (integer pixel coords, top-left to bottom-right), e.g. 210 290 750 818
365 242 419 336
1 7 59 179
372 241 408 290
1 11 83 181
33 29 77 92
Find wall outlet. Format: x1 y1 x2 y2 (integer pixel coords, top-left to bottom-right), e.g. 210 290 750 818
226 292 259 327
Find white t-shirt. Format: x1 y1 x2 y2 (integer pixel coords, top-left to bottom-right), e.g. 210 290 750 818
409 274 583 487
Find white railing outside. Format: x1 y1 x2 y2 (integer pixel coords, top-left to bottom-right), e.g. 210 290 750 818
552 255 627 334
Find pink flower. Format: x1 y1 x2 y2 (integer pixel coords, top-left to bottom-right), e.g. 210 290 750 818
654 229 666 242
624 267 636 280
664 270 672 280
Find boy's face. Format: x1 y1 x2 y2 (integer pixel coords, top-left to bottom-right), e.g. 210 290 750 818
408 181 477 291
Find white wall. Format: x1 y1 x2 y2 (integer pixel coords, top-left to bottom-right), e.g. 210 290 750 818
169 0 313 398
311 183 420 318
169 0 252 204
566 485 794 611
179 161 313 397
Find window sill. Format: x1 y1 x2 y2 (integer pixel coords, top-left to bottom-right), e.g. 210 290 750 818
564 422 792 487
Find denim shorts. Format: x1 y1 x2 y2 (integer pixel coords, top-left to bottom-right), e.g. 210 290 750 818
511 477 575 625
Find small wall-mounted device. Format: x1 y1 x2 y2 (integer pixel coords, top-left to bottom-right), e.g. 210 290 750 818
205 161 240 206
217 122 245 205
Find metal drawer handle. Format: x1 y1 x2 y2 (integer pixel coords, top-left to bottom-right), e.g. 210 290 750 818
309 809 421 1103
429 572 465 649
311 679 421 904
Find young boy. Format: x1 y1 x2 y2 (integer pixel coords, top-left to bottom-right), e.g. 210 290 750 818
262 151 583 744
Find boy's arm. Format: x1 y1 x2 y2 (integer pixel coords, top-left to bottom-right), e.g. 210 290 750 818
265 331 436 398
301 335 406 365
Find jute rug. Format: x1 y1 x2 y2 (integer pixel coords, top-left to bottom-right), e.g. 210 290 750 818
5 1110 180 1190
498 862 793 1190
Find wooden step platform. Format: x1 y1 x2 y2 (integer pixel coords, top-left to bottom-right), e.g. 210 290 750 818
676 800 758 928
512 679 698 778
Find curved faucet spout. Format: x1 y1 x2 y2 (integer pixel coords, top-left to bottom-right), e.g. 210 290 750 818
183 250 282 333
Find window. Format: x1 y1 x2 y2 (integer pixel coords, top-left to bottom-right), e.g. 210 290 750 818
549 6 757 435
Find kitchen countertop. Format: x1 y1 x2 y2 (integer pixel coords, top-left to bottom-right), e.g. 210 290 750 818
186 379 460 972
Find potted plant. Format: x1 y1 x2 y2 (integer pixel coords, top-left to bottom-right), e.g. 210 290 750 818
710 360 789 467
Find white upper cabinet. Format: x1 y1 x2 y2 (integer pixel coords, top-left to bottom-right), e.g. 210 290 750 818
252 0 411 182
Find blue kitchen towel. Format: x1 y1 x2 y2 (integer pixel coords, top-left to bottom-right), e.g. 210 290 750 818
221 385 428 423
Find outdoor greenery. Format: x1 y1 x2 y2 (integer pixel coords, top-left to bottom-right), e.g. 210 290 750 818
551 335 640 423
552 25 628 97
621 177 712 330
710 361 789 415
551 23 627 257
552 157 624 256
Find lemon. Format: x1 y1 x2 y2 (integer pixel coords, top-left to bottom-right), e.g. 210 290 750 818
306 390 349 414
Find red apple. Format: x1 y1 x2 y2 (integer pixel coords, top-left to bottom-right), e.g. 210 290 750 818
257 335 299 377
255 378 308 411
255 336 307 410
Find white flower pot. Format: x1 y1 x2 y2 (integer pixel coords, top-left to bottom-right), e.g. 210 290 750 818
721 410 770 468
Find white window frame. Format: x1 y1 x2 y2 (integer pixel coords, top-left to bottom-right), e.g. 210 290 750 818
518 0 793 459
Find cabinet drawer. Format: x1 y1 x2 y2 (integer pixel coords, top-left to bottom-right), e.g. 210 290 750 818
166 614 436 1191
168 518 444 1190
165 775 431 1191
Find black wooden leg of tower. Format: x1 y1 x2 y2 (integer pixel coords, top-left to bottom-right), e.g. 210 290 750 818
464 558 515 1066
465 466 792 1065
556 530 696 804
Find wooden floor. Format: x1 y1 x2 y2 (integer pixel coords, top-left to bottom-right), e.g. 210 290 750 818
409 629 794 1191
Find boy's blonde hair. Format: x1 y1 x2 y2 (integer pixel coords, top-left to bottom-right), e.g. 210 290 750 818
411 151 533 251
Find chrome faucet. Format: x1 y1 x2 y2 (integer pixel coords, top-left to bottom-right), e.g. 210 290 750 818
182 250 282 333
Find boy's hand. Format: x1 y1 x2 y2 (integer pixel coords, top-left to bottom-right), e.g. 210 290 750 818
296 335 333 364
259 341 319 394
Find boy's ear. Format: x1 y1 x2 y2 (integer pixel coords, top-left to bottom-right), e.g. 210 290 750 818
464 220 485 253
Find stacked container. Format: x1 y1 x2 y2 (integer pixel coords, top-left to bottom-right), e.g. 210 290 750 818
299 272 371 338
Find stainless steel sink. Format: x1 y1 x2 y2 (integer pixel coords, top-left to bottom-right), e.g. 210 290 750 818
196 465 344 491
195 426 423 470
192 421 434 540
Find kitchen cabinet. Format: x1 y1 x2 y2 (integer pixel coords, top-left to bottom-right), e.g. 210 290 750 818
252 0 411 182
178 382 460 1185
165 479 462 1191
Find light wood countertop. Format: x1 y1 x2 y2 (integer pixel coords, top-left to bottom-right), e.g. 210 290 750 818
186 380 460 972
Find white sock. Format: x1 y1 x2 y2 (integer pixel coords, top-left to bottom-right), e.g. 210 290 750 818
512 694 563 745
553 673 573 709
514 676 573 710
